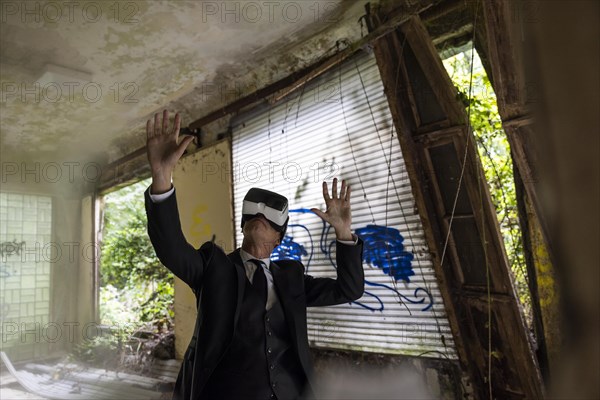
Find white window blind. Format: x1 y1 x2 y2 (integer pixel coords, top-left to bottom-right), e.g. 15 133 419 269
231 50 457 359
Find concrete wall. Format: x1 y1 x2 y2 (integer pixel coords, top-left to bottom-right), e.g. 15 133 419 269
0 156 94 361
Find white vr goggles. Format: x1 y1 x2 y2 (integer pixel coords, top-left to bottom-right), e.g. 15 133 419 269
241 188 289 233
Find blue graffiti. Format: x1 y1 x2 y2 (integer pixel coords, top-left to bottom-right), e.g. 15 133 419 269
355 225 415 283
271 235 308 261
272 208 315 272
271 209 433 313
326 237 432 313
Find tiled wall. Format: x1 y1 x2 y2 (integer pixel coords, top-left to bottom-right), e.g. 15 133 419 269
0 192 52 360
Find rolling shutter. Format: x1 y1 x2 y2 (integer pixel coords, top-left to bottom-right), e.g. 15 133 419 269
231 50 457 358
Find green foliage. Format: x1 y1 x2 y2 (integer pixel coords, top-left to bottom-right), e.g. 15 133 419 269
101 179 170 288
99 284 140 328
100 179 174 331
138 280 174 328
442 48 532 324
72 335 120 364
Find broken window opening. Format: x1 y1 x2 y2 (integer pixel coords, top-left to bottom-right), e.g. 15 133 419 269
75 178 176 370
441 42 533 328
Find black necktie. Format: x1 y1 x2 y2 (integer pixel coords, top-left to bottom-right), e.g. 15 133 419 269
249 259 267 307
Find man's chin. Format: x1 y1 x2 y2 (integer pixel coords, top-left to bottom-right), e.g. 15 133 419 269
249 218 270 230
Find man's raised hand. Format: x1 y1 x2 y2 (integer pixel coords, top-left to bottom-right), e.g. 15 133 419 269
311 178 353 241
146 110 194 194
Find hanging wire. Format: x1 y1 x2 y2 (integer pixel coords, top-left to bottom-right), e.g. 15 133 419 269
280 96 293 196
466 42 494 397
473 133 529 290
352 48 429 315
353 57 407 218
338 47 376 223
438 35 477 289
267 95 274 191
294 78 308 128
356 24 455 361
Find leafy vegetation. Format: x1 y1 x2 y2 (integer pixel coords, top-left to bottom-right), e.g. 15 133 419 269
99 178 174 332
442 47 532 325
70 179 175 369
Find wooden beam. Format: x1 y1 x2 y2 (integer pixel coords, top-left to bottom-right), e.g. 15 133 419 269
414 125 464 144
481 0 527 119
501 113 534 129
401 16 466 126
479 0 555 282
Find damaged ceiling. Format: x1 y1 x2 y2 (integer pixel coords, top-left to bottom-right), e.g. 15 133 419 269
0 0 369 165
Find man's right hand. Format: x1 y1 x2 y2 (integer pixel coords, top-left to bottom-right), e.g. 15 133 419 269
146 109 194 194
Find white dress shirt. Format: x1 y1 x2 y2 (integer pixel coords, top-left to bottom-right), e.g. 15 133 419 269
239 248 278 310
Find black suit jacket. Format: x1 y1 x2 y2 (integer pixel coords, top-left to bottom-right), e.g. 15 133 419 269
145 189 364 399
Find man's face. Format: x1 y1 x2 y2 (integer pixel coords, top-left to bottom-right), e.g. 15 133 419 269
242 214 281 249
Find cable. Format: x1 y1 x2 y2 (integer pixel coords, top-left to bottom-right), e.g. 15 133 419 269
352 46 433 316
338 49 376 223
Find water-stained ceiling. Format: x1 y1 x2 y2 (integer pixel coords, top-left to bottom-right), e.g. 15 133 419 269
0 0 366 165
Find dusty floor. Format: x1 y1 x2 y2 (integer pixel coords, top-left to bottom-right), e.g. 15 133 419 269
0 354 178 400
2 349 464 399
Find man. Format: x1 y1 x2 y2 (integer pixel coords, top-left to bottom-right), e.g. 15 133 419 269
144 110 364 399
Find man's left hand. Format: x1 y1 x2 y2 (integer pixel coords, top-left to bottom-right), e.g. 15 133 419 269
311 178 353 241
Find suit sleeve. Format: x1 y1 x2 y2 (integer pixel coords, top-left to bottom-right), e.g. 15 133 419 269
145 187 208 289
303 238 364 307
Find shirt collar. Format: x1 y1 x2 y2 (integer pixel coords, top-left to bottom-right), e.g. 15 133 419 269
239 248 271 268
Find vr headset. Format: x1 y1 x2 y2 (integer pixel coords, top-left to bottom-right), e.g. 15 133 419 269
241 188 289 235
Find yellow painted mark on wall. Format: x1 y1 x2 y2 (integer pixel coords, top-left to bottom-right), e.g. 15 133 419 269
190 203 212 242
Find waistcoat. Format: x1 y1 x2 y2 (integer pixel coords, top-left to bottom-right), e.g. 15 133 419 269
202 265 306 400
